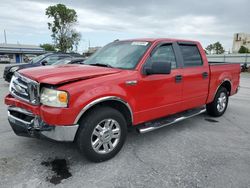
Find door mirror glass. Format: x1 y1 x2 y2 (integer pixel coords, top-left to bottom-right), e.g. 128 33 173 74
143 44 176 75
144 61 171 75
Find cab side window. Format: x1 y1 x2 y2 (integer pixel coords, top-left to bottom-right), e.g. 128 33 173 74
150 44 177 69
179 44 203 67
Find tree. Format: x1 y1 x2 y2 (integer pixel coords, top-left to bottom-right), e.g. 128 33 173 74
40 43 56 51
205 44 214 54
238 46 249 53
45 4 81 52
205 42 225 54
213 42 225 54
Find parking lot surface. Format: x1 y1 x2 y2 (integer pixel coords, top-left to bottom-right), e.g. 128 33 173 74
0 64 250 188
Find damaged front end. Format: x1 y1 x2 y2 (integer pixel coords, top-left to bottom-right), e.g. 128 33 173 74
8 106 79 142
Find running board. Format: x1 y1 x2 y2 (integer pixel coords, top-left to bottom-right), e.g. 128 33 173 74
137 107 206 134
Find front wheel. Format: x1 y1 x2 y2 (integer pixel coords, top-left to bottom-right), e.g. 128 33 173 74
206 87 229 117
76 106 127 162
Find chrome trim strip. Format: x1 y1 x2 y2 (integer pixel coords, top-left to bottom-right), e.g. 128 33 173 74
8 106 34 125
9 84 31 103
8 111 33 125
138 108 206 134
8 106 34 117
13 78 28 89
213 79 232 100
10 91 30 103
15 72 39 85
74 96 133 124
125 80 138 86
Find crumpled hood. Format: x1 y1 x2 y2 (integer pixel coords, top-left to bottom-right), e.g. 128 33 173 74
18 64 122 85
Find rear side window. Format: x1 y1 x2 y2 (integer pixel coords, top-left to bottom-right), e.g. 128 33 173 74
179 45 203 67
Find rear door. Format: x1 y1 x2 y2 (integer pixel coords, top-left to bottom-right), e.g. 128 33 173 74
178 42 209 110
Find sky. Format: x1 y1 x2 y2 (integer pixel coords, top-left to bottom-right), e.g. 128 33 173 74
0 0 249 53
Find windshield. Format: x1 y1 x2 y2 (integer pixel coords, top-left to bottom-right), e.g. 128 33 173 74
84 41 151 69
30 54 47 64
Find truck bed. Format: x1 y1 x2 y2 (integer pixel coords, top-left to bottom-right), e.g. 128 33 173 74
206 63 241 104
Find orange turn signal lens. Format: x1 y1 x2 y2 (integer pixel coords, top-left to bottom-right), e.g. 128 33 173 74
58 92 68 103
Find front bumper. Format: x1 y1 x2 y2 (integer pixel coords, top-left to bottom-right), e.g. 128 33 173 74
8 106 79 142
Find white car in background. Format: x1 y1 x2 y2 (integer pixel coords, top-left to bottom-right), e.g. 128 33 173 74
0 55 10 63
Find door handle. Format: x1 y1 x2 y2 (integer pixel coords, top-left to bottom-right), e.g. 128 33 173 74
175 75 182 83
202 72 208 79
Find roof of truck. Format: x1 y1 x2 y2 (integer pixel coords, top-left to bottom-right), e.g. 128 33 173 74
122 38 199 43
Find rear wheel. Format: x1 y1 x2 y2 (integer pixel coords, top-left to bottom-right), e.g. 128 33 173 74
76 106 127 162
206 87 229 117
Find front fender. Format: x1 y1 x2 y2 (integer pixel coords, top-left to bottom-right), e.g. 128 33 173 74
58 70 138 125
65 83 136 125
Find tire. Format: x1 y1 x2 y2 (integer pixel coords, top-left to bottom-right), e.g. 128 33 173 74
76 106 127 162
206 87 229 117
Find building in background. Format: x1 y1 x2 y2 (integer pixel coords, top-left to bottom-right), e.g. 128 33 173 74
83 46 102 57
232 33 250 53
0 43 45 63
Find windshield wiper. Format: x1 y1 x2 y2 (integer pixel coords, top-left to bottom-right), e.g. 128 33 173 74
89 63 113 68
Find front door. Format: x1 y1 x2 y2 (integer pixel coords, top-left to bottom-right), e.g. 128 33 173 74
134 43 183 123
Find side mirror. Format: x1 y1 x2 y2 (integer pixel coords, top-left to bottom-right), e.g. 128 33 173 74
144 61 171 75
41 60 48 66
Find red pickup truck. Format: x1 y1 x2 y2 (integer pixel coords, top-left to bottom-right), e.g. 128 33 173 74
5 38 240 162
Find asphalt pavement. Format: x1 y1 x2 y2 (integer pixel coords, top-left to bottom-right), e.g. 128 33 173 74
0 64 249 188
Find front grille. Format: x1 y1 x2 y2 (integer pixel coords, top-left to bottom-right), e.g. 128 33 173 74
9 72 40 105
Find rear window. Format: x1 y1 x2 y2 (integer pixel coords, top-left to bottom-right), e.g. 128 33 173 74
179 45 203 67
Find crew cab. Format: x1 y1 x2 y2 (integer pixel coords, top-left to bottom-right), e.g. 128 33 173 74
5 38 240 162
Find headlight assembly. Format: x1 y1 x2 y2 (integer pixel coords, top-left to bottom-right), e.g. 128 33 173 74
40 87 69 107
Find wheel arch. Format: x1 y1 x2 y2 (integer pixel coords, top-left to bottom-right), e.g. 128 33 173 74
220 80 232 95
213 79 232 100
74 96 133 127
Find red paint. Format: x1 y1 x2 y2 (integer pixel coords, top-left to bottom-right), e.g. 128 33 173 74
19 64 122 85
5 39 240 126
